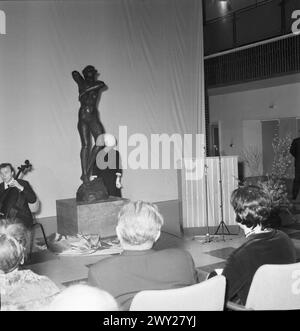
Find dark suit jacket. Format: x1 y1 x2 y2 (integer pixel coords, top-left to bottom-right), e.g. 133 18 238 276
88 248 198 310
290 137 300 171
222 229 296 305
0 179 37 228
93 149 122 197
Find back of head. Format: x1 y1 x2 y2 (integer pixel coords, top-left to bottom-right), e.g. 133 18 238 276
0 218 29 250
117 201 164 247
0 232 24 274
0 219 29 273
231 185 271 229
47 284 118 311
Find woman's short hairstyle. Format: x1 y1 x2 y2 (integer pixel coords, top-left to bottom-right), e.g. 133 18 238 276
0 218 29 250
117 201 164 246
0 233 24 273
231 185 271 230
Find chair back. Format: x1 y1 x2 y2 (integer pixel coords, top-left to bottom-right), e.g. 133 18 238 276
130 275 226 311
246 262 300 310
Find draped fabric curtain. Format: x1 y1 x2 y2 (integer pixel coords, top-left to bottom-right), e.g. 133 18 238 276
0 0 205 218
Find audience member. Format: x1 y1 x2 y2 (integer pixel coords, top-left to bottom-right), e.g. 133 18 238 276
88 201 198 310
0 220 60 311
47 284 118 311
222 185 296 305
0 218 30 257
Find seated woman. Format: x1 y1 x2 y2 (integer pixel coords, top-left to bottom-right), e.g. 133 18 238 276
0 220 60 311
222 185 296 305
0 218 30 255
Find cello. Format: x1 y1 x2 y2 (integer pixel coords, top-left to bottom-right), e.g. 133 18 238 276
0 160 32 219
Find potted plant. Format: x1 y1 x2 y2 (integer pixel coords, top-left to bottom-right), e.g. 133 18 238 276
242 134 295 228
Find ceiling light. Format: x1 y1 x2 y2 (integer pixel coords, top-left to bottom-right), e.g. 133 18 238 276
218 0 232 12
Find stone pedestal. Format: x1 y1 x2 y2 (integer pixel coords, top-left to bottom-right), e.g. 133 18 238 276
56 197 128 238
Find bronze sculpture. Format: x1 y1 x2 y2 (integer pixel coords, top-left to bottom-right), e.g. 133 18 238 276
72 66 109 202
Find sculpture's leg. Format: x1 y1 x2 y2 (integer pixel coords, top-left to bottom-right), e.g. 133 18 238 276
78 121 91 183
87 120 105 177
87 144 103 178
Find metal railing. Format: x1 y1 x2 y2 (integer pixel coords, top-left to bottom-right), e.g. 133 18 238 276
204 0 297 56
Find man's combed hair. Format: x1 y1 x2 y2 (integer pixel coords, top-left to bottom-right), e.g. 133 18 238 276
231 185 272 229
0 163 14 173
117 201 164 246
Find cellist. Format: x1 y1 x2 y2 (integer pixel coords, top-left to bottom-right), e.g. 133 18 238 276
0 163 36 228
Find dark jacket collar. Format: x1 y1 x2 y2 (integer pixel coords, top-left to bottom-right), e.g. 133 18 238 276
121 249 155 256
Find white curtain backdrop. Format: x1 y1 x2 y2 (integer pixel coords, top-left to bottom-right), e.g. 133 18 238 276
0 0 205 218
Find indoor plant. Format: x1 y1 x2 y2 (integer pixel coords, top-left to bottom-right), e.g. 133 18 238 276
244 133 294 228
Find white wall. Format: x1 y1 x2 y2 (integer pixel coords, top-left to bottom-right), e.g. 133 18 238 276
0 0 205 218
209 78 300 161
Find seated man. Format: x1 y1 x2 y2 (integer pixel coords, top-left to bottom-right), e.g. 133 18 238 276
222 185 296 305
88 201 198 310
0 163 37 228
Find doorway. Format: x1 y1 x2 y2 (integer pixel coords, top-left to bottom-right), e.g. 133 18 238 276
209 122 220 156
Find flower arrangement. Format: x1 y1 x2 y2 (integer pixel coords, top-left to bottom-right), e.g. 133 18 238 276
256 177 291 210
240 145 262 177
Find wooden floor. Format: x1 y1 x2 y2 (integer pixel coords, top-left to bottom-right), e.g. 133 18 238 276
22 221 300 289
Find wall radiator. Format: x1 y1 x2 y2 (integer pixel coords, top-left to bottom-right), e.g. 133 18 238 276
180 156 239 229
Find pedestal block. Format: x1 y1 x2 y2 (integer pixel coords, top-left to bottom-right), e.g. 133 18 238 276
56 197 128 237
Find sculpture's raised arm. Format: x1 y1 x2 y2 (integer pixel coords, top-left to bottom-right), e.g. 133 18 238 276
72 70 85 88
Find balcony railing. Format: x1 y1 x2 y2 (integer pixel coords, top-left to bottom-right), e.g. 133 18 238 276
204 0 299 56
205 33 300 87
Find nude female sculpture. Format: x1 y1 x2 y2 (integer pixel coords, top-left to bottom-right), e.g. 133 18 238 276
72 65 107 184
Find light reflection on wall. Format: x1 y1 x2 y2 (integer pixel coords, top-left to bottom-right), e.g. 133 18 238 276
219 0 231 15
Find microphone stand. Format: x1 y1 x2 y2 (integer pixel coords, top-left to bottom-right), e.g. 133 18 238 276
192 147 212 243
213 145 233 241
204 149 212 243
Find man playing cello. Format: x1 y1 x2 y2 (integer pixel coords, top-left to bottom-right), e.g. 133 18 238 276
0 163 37 228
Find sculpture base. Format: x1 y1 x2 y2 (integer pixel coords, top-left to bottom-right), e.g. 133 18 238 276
56 197 128 238
76 177 109 203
